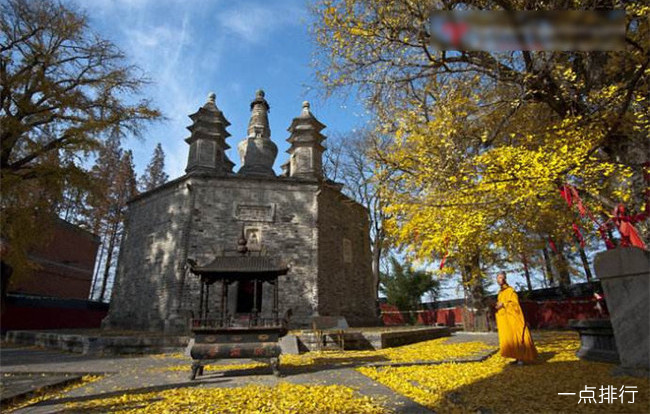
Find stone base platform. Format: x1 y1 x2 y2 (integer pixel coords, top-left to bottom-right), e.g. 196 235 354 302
296 326 451 351
569 319 619 364
5 330 189 356
5 326 452 356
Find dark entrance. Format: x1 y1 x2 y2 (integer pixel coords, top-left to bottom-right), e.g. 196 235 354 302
236 280 263 313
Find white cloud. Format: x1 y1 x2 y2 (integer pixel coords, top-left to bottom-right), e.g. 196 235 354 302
83 0 307 179
96 7 205 178
216 3 305 44
123 25 174 48
91 0 203 14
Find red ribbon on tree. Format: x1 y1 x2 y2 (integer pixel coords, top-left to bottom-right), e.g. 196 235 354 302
572 223 585 248
439 236 450 270
612 204 647 249
610 162 650 249
559 184 614 249
559 185 573 207
598 226 617 250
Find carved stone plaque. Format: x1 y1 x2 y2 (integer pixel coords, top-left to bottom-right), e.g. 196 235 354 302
245 227 262 251
234 204 275 222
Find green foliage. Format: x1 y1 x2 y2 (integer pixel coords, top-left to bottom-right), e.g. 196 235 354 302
380 256 439 313
139 143 169 192
87 137 138 301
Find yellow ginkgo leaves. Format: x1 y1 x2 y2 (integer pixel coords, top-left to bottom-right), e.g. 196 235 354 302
63 383 387 413
359 331 650 413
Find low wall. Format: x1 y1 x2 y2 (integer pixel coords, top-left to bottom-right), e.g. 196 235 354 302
520 299 607 329
0 294 108 333
296 326 451 351
381 297 607 329
5 330 188 355
381 307 463 327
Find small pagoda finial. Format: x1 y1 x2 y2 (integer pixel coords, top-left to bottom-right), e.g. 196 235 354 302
207 92 216 104
238 89 277 176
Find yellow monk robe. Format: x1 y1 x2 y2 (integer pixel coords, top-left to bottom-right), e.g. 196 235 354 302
496 284 538 362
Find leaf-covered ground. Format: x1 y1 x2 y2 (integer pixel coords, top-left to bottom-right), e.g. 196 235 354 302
5 375 102 412
7 332 649 413
163 336 494 373
61 383 386 413
359 331 650 413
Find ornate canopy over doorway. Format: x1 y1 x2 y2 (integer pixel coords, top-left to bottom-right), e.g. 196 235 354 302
186 233 290 379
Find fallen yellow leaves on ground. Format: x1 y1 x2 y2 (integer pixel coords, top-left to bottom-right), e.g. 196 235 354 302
164 338 493 371
149 352 185 359
62 382 387 413
282 337 492 367
160 337 493 373
4 375 102 413
358 331 650 413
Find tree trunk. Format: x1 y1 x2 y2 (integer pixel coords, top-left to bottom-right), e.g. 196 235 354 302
578 245 592 281
90 232 107 300
461 253 489 332
542 247 554 286
99 220 119 302
554 243 572 287
523 259 533 291
371 236 382 315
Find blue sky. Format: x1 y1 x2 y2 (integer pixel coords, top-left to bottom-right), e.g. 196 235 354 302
83 0 368 178
80 0 590 298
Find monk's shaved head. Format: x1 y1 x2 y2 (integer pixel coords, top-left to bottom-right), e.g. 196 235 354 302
497 271 507 286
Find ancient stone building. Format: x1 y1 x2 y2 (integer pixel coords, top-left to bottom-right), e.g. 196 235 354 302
103 91 377 333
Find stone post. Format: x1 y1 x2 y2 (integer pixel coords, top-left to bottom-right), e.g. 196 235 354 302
594 247 650 376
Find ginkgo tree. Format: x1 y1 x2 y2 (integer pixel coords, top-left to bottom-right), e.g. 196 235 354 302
0 0 160 279
313 0 649 329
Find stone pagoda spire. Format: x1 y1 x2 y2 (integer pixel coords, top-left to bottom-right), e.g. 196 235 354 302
185 92 234 175
283 101 326 181
237 90 278 177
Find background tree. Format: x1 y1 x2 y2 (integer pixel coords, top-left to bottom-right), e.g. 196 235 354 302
380 256 440 323
0 0 160 280
324 130 389 307
88 145 138 301
139 142 169 192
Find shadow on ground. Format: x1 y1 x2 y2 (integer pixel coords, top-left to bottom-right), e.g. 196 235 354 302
193 354 392 379
432 357 650 413
0 347 145 367
26 379 230 412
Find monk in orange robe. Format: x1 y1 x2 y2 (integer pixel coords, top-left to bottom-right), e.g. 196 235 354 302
495 271 537 364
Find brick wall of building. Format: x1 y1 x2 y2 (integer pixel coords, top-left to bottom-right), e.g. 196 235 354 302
8 218 99 300
104 176 191 331
104 173 378 333
317 185 376 325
